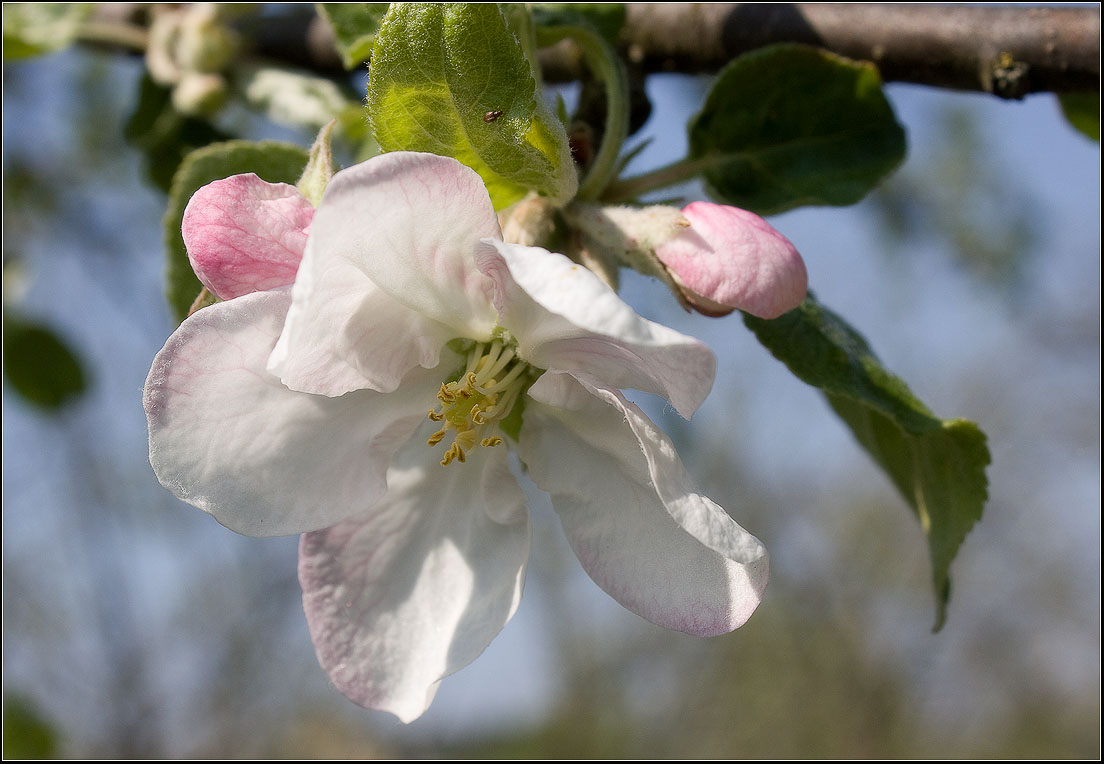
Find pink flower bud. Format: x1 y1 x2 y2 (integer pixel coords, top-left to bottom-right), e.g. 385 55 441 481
182 174 314 300
655 201 807 319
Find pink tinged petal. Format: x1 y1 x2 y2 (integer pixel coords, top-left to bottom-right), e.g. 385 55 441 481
268 253 455 396
144 289 451 537
182 174 314 299
520 372 769 636
655 201 808 319
300 443 529 723
475 240 716 419
305 151 500 340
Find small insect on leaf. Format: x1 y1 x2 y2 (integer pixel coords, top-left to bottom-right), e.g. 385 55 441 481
483 110 503 123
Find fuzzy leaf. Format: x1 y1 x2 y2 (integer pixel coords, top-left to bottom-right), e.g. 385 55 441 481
367 3 576 209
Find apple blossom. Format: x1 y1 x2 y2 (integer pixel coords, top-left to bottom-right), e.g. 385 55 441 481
145 151 769 722
655 201 808 319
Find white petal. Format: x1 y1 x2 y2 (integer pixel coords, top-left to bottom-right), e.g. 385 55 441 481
299 442 529 723
520 372 768 636
144 290 449 537
475 240 716 419
268 253 455 396
304 152 500 341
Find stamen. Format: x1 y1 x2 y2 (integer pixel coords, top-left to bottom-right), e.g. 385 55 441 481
479 346 515 385
493 360 528 391
441 445 457 466
476 341 504 378
428 339 533 466
455 429 478 451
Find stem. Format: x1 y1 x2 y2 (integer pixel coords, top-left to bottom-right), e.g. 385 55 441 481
76 20 149 51
601 156 718 203
537 24 629 201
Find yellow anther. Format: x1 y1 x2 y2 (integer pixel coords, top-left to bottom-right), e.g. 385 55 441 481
440 445 456 466
428 339 533 466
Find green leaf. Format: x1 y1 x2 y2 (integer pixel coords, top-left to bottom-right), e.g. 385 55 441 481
689 44 906 215
744 294 989 629
2 311 87 410
532 3 626 47
367 3 577 210
2 3 91 60
1058 92 1099 142
318 3 390 70
2 694 59 758
163 141 309 323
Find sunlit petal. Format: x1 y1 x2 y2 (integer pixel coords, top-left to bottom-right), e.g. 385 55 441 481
520 372 768 636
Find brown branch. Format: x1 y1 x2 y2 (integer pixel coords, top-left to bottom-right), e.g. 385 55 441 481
540 4 1100 99
89 4 1099 99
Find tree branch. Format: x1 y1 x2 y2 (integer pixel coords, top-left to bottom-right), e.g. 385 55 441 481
89 4 1099 100
541 4 1099 99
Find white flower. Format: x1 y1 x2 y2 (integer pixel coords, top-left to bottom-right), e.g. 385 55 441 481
145 151 769 722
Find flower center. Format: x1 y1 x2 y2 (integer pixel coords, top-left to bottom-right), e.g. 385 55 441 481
427 339 532 466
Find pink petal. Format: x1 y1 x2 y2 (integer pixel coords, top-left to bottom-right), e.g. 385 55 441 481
182 174 314 300
655 201 807 319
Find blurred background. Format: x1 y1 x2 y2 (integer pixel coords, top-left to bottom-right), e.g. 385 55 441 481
3 16 1100 758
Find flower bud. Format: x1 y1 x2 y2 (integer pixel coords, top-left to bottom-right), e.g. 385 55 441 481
172 72 229 118
177 5 238 73
499 195 556 247
655 202 807 319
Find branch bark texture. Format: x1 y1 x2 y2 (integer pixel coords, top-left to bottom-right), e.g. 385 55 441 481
540 3 1100 99
92 4 1100 99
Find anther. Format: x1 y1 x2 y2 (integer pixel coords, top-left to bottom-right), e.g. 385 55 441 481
441 445 457 466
